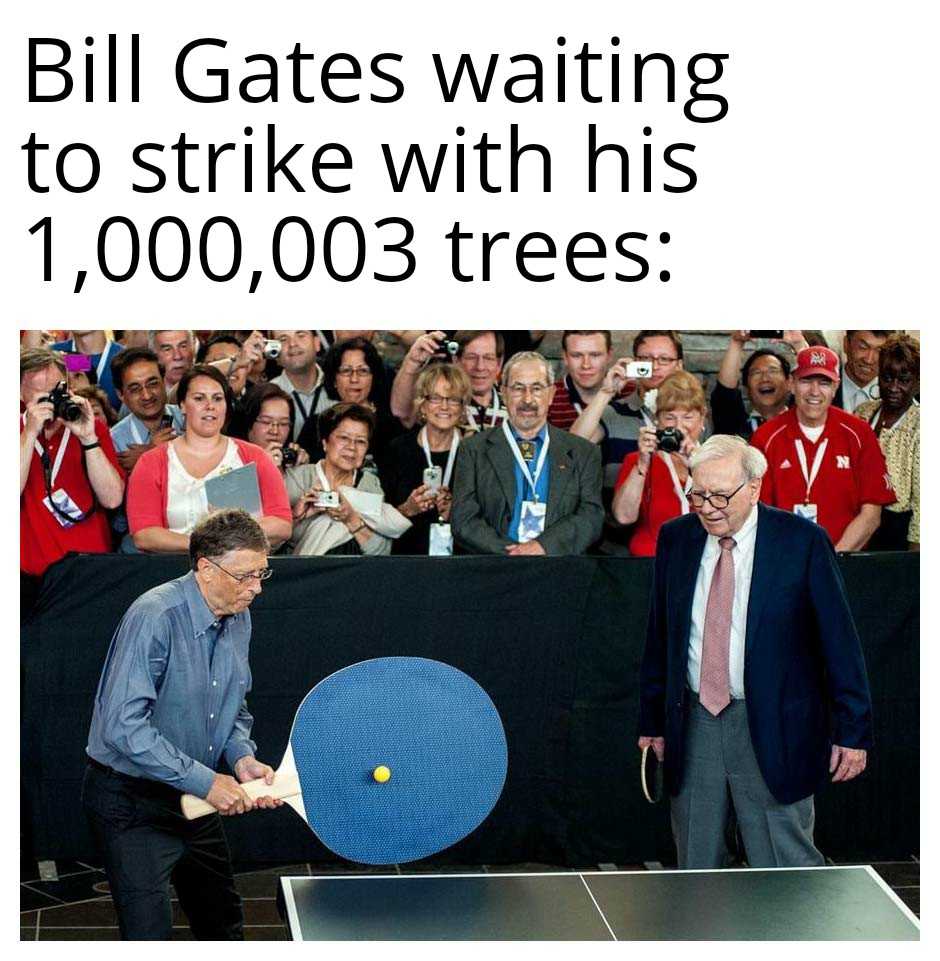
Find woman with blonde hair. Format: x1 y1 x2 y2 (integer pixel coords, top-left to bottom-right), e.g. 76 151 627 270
380 363 472 555
612 370 708 556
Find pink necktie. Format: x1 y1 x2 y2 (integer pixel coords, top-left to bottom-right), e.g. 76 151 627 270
699 536 735 716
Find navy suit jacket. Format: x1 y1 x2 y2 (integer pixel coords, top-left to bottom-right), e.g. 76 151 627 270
638 503 873 805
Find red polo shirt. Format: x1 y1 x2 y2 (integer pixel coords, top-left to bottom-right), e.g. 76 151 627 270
750 406 896 545
20 418 123 576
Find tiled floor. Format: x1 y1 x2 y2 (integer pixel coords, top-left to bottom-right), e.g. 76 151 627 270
20 856 919 939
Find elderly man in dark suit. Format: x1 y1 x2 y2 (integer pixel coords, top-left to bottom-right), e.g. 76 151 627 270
638 434 872 868
451 352 604 555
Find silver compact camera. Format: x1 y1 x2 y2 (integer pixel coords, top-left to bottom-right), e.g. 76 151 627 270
314 490 340 509
626 361 652 378
263 339 282 359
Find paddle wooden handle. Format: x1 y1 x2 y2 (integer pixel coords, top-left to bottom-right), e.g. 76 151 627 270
181 771 302 820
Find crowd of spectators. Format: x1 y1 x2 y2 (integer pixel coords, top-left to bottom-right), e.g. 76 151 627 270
20 328 919 594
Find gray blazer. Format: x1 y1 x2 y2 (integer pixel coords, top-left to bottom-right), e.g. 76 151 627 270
451 424 604 555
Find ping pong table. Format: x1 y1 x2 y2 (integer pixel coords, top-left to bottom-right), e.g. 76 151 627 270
279 865 919 940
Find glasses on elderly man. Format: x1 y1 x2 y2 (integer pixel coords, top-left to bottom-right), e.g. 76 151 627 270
687 482 747 510
506 383 550 398
204 557 273 583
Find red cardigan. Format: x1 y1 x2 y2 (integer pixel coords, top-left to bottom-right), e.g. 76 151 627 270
127 437 291 533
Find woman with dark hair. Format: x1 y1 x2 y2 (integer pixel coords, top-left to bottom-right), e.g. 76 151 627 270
234 382 310 472
127 365 292 553
74 385 119 427
855 334 919 551
298 336 402 468
287 403 410 556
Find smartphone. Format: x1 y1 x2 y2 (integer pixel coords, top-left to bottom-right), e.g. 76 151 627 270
626 361 652 379
749 330 784 339
423 466 443 491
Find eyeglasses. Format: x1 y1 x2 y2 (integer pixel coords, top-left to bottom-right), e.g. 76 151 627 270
687 482 747 510
124 378 163 396
204 557 272 582
507 383 550 398
636 355 679 368
255 417 292 429
337 366 372 378
333 432 370 450
426 394 463 407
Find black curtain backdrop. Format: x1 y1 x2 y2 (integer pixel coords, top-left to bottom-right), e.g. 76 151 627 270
21 552 918 866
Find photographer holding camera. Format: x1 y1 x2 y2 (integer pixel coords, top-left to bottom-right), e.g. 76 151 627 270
612 370 707 557
237 383 310 473
20 347 125 580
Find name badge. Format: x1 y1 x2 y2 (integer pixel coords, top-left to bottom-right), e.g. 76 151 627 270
518 500 547 543
794 503 819 523
43 488 80 528
428 523 453 556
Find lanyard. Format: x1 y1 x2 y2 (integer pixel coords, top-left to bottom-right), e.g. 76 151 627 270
95 342 114 384
660 451 691 515
419 427 459 489
465 389 502 430
502 420 550 501
315 461 332 491
32 423 72 487
794 438 828 503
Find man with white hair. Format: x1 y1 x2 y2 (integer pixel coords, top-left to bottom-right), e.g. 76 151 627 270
451 352 604 555
150 330 196 389
638 434 873 869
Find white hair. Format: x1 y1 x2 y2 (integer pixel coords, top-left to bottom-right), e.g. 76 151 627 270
501 351 554 388
689 434 768 482
148 329 195 349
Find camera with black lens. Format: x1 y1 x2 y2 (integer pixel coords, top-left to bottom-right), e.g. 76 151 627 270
45 381 83 423
281 445 298 468
655 427 684 453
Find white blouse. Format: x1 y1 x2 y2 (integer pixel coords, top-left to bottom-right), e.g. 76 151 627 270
165 439 244 534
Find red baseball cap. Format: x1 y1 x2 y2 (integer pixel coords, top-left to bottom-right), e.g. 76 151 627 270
792 346 840 382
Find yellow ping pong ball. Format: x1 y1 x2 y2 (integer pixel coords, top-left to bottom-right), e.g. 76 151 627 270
372 765 391 784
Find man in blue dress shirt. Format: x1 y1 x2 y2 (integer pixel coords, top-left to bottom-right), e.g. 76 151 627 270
83 509 281 939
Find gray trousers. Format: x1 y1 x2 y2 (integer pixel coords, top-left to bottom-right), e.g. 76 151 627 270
671 698 825 870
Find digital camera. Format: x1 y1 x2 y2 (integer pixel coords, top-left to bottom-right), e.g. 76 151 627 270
314 490 340 508
281 445 299 468
655 427 684 453
44 381 83 422
263 339 282 359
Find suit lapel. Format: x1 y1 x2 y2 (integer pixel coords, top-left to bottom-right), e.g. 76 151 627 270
545 427 574 522
676 520 708 656
745 503 773 651
486 429 518 515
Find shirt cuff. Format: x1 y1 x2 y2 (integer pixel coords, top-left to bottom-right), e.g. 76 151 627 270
180 761 217 799
224 741 256 773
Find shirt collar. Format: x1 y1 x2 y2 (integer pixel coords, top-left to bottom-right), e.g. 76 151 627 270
511 423 548 444
709 502 759 551
180 570 222 637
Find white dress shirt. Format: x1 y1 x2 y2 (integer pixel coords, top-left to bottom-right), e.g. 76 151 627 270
687 505 759 698
841 373 879 414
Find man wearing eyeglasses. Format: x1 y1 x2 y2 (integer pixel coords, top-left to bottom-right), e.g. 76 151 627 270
638 434 872 869
451 352 603 555
83 509 282 940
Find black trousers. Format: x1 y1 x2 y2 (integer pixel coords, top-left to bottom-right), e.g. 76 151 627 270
82 761 243 940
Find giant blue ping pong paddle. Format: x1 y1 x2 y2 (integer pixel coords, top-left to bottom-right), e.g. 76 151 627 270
181 657 508 864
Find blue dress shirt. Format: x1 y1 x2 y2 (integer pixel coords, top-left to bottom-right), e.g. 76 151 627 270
86 571 256 798
110 405 185 453
507 424 551 541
